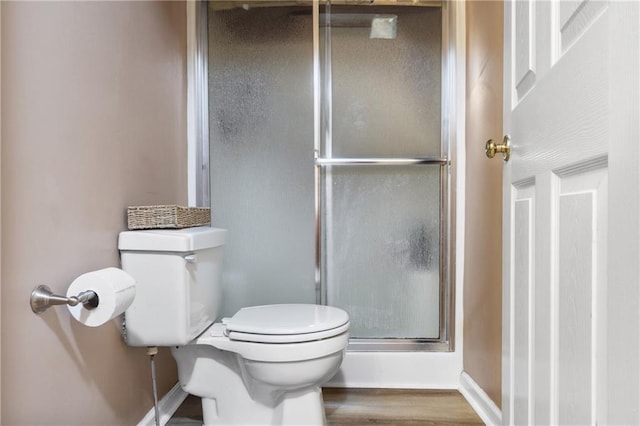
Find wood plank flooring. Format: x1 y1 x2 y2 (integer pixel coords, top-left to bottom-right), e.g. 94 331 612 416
170 388 484 425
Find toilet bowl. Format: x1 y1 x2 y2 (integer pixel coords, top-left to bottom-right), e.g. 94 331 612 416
118 227 350 425
173 305 349 425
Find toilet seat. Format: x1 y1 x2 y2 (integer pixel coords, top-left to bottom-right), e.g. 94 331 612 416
227 321 350 343
197 322 350 363
223 304 350 344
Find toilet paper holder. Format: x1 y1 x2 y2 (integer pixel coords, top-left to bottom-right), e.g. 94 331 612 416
30 285 99 314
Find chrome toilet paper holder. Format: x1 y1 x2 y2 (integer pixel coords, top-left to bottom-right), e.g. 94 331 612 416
30 285 99 314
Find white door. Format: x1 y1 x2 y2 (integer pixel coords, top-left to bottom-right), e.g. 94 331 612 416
502 1 640 425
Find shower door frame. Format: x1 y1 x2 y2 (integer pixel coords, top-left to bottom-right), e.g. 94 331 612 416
187 0 210 209
313 1 455 352
190 0 460 353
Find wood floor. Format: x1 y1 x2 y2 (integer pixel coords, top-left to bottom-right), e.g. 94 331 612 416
324 388 483 425
170 388 484 425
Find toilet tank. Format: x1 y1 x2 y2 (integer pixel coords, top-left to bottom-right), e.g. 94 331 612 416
118 226 227 347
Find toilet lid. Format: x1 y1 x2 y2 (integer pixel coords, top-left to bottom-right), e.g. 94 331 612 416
227 321 350 344
224 304 349 343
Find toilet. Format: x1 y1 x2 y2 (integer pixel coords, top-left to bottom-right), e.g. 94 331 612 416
118 226 349 425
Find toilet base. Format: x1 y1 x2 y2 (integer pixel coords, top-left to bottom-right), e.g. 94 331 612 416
171 326 348 426
201 387 326 426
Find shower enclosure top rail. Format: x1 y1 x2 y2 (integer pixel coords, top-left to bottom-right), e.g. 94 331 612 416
210 0 443 11
315 157 449 166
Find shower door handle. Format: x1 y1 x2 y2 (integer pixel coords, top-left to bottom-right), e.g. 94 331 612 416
315 157 449 166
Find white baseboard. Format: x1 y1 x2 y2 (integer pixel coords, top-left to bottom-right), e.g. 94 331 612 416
326 351 463 389
138 383 189 426
459 371 501 426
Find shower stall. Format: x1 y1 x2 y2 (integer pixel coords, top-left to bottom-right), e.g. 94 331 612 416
198 0 457 354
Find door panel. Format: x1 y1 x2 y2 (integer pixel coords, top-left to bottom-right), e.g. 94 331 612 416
509 2 608 182
208 6 317 317
325 166 441 339
559 1 608 54
532 173 554 426
502 0 629 424
320 4 448 345
557 190 593 426
512 186 534 426
514 0 535 99
556 169 607 426
508 165 607 425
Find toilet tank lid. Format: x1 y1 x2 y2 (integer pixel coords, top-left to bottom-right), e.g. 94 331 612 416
118 226 227 252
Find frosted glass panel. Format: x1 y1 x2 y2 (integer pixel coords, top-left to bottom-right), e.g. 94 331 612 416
208 7 316 317
329 7 442 158
324 166 441 338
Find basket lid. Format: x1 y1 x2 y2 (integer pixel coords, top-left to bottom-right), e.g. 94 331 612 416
118 226 227 252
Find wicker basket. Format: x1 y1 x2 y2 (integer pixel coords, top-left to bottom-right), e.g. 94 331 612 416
127 205 211 230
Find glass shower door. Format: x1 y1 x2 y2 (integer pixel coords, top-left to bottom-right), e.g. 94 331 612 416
206 0 451 350
208 4 317 317
318 4 448 346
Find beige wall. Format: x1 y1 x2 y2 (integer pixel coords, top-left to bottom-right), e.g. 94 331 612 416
1 2 187 424
463 0 504 408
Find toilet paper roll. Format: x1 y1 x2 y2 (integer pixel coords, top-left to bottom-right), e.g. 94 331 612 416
66 267 136 327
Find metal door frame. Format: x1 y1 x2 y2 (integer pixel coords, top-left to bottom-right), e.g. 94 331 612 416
192 0 457 352
313 0 455 352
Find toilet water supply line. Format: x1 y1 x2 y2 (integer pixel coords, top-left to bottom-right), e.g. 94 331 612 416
147 346 161 426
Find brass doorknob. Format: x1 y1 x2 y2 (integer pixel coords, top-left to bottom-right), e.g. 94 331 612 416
485 135 511 162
